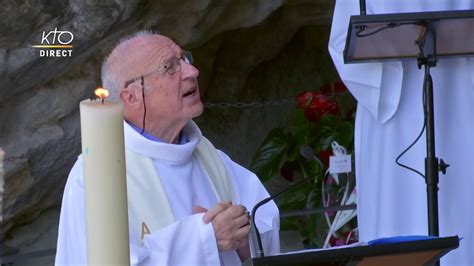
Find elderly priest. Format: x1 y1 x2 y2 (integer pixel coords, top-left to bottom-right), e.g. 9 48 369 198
55 31 280 265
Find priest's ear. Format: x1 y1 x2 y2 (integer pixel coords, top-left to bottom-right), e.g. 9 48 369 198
119 83 143 109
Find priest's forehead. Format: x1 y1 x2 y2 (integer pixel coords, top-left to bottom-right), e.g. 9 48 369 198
109 34 182 82
139 35 183 68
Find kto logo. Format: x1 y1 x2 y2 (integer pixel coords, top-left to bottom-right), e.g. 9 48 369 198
32 28 74 57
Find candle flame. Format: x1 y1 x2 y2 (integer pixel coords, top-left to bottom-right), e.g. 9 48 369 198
94 88 109 100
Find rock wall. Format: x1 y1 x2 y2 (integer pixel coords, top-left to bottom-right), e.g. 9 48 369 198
0 0 338 258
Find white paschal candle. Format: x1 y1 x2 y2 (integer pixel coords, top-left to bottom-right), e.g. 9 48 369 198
80 95 130 265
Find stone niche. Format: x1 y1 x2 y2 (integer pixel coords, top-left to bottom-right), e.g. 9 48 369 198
0 0 338 262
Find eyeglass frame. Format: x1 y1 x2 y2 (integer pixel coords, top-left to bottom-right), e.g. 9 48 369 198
123 50 193 89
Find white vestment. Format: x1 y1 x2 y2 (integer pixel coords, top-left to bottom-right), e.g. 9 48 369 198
329 1 474 265
55 121 280 265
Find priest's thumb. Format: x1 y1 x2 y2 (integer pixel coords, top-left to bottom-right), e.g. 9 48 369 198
193 205 208 214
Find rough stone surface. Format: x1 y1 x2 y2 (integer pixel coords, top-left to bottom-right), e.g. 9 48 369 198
0 148 4 223
0 0 338 261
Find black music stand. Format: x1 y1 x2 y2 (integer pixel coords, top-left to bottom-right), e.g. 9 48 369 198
343 9 474 239
244 236 459 266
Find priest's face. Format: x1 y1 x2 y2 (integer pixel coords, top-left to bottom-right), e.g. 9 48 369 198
131 36 204 128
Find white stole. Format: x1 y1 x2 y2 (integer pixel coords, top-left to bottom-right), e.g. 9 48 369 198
125 136 237 244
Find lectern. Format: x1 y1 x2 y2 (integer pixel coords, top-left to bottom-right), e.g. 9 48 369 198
343 8 474 238
243 236 459 266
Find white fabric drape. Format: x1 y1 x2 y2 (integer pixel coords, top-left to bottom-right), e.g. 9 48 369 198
329 1 474 265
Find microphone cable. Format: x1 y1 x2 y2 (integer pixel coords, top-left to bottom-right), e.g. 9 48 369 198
394 70 428 179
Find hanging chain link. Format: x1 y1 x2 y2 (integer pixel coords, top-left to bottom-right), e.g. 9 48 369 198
3 155 28 162
203 92 347 109
1 93 350 162
204 98 296 109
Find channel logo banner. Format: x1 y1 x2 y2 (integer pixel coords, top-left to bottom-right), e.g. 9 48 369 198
31 28 74 57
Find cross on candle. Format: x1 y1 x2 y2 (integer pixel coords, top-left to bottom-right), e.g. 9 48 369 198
94 88 109 104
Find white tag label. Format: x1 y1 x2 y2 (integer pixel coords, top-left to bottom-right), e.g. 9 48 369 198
329 155 352 174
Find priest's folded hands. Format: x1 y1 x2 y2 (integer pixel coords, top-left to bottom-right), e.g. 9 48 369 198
194 201 251 257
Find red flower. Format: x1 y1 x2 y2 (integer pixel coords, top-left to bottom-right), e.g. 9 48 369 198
280 162 295 182
303 107 320 122
325 195 337 217
329 230 358 247
320 81 347 94
296 91 321 108
317 100 339 116
319 149 332 168
296 91 339 122
329 234 347 247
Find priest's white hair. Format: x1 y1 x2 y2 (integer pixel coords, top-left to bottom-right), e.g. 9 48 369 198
101 30 155 101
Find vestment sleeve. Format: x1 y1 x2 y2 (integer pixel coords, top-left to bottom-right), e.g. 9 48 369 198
217 151 281 256
55 158 221 266
55 159 88 265
328 0 404 123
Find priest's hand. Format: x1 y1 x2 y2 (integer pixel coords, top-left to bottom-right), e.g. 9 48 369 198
194 202 251 252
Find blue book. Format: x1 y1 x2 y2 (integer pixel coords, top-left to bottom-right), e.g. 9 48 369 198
368 235 441 245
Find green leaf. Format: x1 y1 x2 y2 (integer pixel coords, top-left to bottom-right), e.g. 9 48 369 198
249 128 290 182
289 109 307 128
278 188 310 210
336 93 357 118
319 135 335 151
334 121 354 148
280 217 301 231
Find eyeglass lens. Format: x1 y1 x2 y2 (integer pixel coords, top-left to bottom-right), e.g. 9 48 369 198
124 51 194 87
164 51 193 75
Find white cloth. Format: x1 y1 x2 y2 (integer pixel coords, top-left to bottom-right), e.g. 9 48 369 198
125 122 238 244
55 121 280 265
329 1 474 265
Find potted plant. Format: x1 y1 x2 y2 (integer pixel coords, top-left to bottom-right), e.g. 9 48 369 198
250 81 358 248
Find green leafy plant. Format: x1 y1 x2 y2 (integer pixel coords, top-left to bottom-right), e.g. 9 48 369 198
250 81 357 247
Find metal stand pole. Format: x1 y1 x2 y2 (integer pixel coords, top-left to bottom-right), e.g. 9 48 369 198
417 23 450 266
422 64 440 237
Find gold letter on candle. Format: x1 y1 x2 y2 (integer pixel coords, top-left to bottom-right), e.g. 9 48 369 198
141 222 151 241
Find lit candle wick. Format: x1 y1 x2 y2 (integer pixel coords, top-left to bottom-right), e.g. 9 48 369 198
94 87 109 104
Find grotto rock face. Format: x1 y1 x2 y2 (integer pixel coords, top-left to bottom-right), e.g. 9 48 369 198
0 0 337 248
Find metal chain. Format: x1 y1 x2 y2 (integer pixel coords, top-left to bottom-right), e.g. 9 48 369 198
3 155 28 162
204 98 296 109
203 92 348 109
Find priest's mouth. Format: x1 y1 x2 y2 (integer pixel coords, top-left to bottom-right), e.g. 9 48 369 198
183 88 197 97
